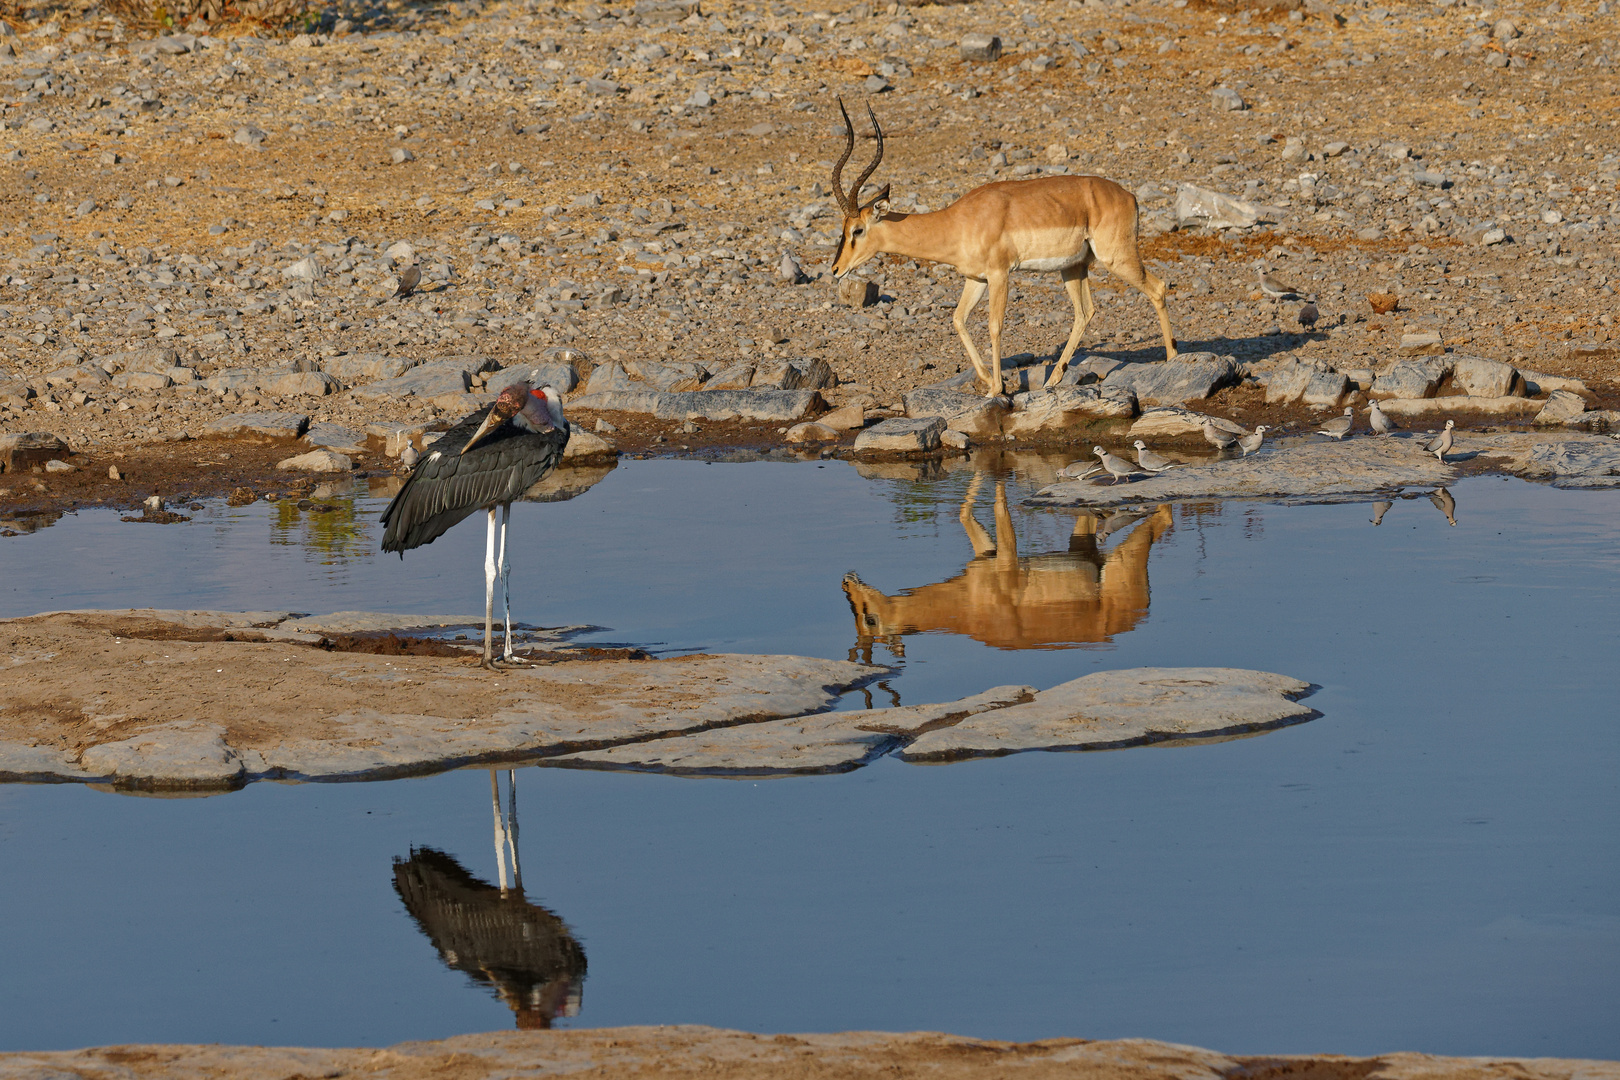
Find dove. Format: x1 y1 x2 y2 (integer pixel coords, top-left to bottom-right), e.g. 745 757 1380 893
1298 302 1319 331
1200 419 1240 450
1238 425 1268 456
1093 445 1140 485
1058 459 1102 481
1257 266 1304 301
1420 419 1456 462
1318 407 1354 440
1132 440 1182 473
391 262 421 301
1368 399 1397 436
1369 500 1393 526
1429 487 1457 526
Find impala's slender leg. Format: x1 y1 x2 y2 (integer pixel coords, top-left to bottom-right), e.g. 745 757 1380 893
952 277 992 392
985 268 1010 398
1091 237 1178 361
1046 260 1098 388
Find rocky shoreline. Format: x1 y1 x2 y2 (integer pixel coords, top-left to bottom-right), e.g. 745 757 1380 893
0 1026 1613 1080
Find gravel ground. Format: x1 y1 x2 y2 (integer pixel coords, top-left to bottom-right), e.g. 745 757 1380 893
1 0 1617 480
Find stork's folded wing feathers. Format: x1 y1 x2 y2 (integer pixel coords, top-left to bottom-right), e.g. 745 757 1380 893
380 423 569 553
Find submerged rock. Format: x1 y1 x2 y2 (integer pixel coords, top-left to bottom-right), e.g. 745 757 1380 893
900 668 1317 761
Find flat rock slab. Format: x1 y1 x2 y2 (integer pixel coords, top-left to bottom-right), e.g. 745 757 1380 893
900 668 1317 761
558 685 1035 776
204 412 310 440
1378 395 1539 416
4 1028 1611 1080
0 611 883 791
1518 439 1620 488
1030 436 1456 507
1101 353 1239 405
855 415 947 454
569 388 823 422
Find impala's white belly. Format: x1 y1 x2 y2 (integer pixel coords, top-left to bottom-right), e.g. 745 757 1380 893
1011 232 1092 273
1016 252 1088 272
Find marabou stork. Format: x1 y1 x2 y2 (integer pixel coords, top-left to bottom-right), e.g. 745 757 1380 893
381 380 570 668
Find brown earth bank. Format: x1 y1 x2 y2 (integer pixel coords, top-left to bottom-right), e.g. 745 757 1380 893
1 1027 1615 1080
2 0 1620 523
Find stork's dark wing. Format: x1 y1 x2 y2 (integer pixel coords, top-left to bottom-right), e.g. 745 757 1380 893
380 420 570 554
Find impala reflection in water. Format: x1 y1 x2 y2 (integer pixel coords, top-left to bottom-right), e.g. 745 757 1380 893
843 473 1173 657
392 771 586 1029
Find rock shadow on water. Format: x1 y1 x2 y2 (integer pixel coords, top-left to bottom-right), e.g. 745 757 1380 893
393 770 586 1029
843 471 1172 660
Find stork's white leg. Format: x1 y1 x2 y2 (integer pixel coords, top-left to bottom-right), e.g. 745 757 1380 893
483 507 498 668
490 769 509 893
498 503 514 661
506 768 522 892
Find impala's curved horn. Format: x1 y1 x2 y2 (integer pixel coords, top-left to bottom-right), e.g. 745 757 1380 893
850 102 885 208
830 97 857 214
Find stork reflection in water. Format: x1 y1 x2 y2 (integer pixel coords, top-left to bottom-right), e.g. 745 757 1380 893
843 472 1173 660
392 770 586 1029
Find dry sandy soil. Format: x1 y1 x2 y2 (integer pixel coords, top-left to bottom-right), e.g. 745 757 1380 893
1 0 1618 522
2 1026 1617 1080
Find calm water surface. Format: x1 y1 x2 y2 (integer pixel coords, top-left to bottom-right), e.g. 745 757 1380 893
0 457 1616 1057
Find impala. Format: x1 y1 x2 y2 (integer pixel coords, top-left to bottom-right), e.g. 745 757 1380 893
828 100 1178 397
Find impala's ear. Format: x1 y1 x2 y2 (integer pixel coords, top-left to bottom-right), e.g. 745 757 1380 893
867 184 892 216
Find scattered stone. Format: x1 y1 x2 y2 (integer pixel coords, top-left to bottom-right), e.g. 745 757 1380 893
232 125 267 148
785 421 839 443
44 459 75 473
703 362 756 390
1399 331 1445 355
1301 370 1350 407
903 387 1011 437
583 361 639 395
1175 184 1272 229
854 415 946 454
959 33 1002 61
268 371 340 397
560 428 616 461
1002 385 1136 435
108 466 122 481
941 429 970 450
1451 356 1520 398
276 450 353 472
837 277 879 307
626 358 710 391
1370 359 1450 400
352 359 496 401
1211 87 1247 111
282 256 322 282
1534 390 1588 425
820 403 867 431
1102 353 1238 405
1517 369 1589 397
205 412 310 441
753 357 833 390
303 423 368 454
0 432 71 473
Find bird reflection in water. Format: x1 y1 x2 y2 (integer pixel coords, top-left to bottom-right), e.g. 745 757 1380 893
1367 489 1457 528
843 472 1173 659
392 770 586 1029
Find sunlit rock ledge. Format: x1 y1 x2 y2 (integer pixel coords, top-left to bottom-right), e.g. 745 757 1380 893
0 609 1316 792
